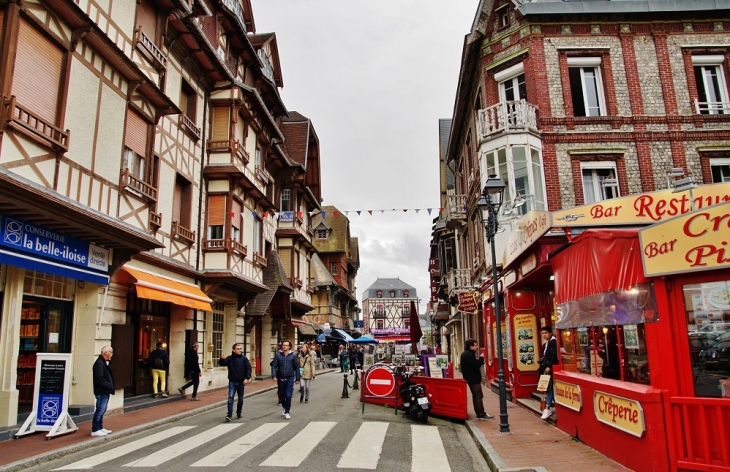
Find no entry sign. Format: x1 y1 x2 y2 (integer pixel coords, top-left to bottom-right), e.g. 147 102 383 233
366 367 395 397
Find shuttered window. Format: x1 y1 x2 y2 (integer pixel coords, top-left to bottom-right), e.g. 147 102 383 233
174 175 192 228
211 107 229 141
232 199 242 241
12 20 63 124
125 109 148 157
136 0 158 40
173 180 182 223
279 248 291 278
208 195 226 226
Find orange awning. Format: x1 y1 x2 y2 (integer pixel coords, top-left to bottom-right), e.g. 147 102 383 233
123 266 212 312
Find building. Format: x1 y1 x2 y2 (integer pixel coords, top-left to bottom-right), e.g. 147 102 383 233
362 278 417 343
310 206 359 332
0 0 321 426
436 0 730 470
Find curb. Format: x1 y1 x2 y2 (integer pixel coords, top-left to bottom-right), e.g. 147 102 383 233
464 420 549 472
0 384 279 472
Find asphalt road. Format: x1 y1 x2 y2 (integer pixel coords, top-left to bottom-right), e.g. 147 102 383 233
24 373 487 471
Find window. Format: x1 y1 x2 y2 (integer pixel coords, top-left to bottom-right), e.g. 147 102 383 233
581 161 619 204
180 79 197 123
207 194 225 240
136 0 159 42
256 147 262 168
330 262 338 275
495 2 510 28
376 319 384 329
484 146 546 212
211 106 229 142
173 174 193 229
403 304 410 315
212 302 224 361
682 280 730 397
495 63 526 103
253 216 262 254
375 304 384 316
316 229 328 239
693 55 729 114
710 157 730 182
376 290 382 298
390 290 396 298
567 57 606 117
281 189 292 212
231 198 242 242
404 320 410 330
404 290 409 298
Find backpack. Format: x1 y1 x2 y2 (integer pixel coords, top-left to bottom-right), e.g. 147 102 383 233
152 356 164 369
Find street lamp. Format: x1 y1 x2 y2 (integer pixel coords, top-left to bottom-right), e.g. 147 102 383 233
428 311 436 353
477 174 510 433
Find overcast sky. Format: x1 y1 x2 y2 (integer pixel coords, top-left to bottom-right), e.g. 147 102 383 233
251 1 479 314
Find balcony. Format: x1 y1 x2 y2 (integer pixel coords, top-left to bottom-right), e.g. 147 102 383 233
134 30 166 71
149 211 162 231
694 98 730 115
255 165 270 184
444 268 472 294
253 252 267 267
444 194 467 228
120 169 158 201
291 276 303 288
202 238 247 256
476 100 538 141
306 285 316 294
171 221 195 245
179 114 201 140
2 96 70 151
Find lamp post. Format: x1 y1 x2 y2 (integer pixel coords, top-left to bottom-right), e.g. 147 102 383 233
428 311 436 353
477 174 510 433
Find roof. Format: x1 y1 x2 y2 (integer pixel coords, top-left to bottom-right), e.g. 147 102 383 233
310 253 337 286
363 278 418 300
349 237 360 268
281 112 310 166
312 205 350 254
246 251 293 317
517 0 730 15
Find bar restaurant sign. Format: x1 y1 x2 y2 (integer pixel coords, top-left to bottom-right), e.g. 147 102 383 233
503 211 552 267
554 380 582 411
593 391 645 438
552 182 730 227
639 200 730 276
457 291 479 314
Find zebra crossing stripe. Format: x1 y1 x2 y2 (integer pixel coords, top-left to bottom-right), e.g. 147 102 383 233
52 426 195 470
259 421 336 467
337 421 389 469
123 424 242 467
190 423 289 467
410 425 450 472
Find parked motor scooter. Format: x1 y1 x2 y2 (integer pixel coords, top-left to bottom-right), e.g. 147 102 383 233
396 366 431 423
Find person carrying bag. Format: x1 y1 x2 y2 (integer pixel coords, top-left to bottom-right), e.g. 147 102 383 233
298 344 315 403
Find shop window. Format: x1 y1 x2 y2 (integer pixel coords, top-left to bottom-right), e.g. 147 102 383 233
692 55 729 115
710 157 730 182
581 161 619 204
212 302 225 361
556 283 656 385
681 280 730 398
485 146 546 211
567 57 607 117
330 262 338 275
23 271 73 300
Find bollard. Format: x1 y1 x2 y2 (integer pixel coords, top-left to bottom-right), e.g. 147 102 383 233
352 369 359 390
341 373 349 398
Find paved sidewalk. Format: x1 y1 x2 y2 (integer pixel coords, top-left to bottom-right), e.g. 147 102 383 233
463 378 630 472
0 369 336 471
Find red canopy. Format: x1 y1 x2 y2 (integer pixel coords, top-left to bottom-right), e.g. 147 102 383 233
409 300 422 353
551 229 649 305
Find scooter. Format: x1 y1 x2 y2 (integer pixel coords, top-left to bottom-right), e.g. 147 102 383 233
396 366 431 423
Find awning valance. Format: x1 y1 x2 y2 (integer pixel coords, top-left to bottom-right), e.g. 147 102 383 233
551 229 648 305
298 324 317 336
123 266 212 311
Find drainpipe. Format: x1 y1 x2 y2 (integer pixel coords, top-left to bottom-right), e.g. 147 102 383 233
193 91 209 335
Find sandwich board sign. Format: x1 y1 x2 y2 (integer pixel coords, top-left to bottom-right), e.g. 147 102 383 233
16 353 77 439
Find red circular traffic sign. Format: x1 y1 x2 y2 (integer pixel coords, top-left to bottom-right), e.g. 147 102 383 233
366 367 395 397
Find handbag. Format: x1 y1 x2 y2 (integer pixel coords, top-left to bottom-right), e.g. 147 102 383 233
540 398 547 411
536 374 551 392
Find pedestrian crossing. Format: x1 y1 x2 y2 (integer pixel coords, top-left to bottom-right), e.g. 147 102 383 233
52 421 453 471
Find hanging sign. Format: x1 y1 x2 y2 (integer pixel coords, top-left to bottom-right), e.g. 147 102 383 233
457 291 479 314
639 200 730 276
15 353 77 439
593 391 645 438
503 211 552 268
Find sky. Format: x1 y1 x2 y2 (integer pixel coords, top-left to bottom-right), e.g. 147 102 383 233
251 1 479 314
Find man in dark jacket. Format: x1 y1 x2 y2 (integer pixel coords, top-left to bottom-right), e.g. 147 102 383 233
178 343 202 400
91 346 115 436
539 326 559 420
147 342 169 398
460 339 494 420
219 343 252 422
271 340 300 420
348 345 357 374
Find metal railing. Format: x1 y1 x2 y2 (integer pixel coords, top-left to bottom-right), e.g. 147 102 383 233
476 100 538 139
694 98 730 115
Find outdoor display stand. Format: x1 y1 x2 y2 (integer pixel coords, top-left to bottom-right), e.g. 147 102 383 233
15 353 77 439
360 363 468 420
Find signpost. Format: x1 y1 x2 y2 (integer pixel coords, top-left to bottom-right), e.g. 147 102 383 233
366 367 395 397
15 353 77 439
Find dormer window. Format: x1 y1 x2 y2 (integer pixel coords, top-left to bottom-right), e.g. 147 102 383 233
376 290 383 298
316 228 328 239
496 2 510 29
404 290 410 298
390 290 396 298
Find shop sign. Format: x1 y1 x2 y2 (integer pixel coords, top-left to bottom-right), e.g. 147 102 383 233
278 211 294 222
593 391 645 438
457 291 479 314
492 321 508 359
513 314 538 371
503 271 516 287
503 211 552 268
0 214 109 273
639 201 730 276
554 380 582 411
519 254 538 277
553 182 730 227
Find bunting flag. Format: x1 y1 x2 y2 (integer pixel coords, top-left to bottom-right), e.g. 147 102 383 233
242 208 448 220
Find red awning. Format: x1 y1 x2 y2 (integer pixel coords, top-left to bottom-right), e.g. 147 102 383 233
551 229 649 305
290 317 307 327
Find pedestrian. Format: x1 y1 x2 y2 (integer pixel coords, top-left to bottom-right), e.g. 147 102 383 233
271 339 300 420
91 346 115 437
219 343 252 422
460 338 494 420
539 326 559 420
147 342 169 398
298 343 315 403
357 346 364 370
348 344 357 374
271 343 283 406
178 342 202 401
338 344 348 372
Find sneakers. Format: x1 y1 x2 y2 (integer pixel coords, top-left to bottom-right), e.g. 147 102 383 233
540 407 555 420
178 387 185 396
236 414 242 419
476 414 495 420
90 430 107 437
191 397 201 401
284 413 291 420
225 416 232 422
281 408 286 417
101 428 112 434
161 392 168 398
305 399 308 403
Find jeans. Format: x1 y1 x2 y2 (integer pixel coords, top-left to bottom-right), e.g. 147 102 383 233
92 394 110 432
278 377 294 413
181 371 200 397
227 381 244 417
300 379 311 400
468 382 486 417
546 378 555 408
151 369 166 393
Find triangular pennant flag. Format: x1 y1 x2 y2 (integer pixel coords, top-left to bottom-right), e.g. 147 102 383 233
427 209 432 215
344 211 349 216
297 211 303 219
333 211 338 218
380 210 385 214
368 210 373 215
357 211 361 216
322 212 326 218
252 211 258 219
403 209 407 212
415 209 420 213
439 207 444 213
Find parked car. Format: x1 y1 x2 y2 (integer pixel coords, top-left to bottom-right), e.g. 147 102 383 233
688 332 719 365
699 338 730 372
